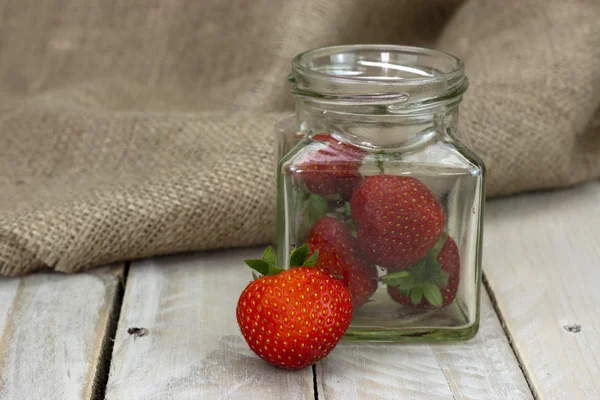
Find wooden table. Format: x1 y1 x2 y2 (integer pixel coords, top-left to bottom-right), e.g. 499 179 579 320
1 183 599 400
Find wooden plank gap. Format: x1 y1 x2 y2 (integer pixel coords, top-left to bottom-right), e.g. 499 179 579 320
482 273 538 400
90 262 130 400
312 364 319 400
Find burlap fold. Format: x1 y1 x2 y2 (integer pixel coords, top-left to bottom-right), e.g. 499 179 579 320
1 0 599 276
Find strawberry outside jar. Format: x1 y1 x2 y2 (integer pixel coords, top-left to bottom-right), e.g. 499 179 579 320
275 45 485 342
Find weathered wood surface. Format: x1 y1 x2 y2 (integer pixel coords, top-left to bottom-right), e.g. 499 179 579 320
0 266 123 400
4 182 600 399
484 182 600 400
316 292 533 400
105 248 315 400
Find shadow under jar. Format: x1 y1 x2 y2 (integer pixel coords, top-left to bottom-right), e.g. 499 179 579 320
276 45 485 342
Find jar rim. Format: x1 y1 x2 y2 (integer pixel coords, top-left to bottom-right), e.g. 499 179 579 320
290 44 467 108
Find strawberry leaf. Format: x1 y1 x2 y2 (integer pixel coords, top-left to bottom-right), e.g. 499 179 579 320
433 271 450 287
411 286 424 305
245 259 270 275
422 284 443 307
325 193 343 202
308 194 328 224
245 258 284 276
304 250 319 266
262 246 276 267
396 277 416 290
344 201 352 217
381 277 404 286
290 244 309 267
268 265 285 275
252 271 259 281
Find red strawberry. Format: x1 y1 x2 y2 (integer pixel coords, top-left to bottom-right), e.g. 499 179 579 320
351 175 446 269
383 235 460 308
306 217 378 308
291 134 365 199
237 266 353 370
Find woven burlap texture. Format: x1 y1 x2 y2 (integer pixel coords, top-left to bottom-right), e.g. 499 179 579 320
1 0 599 276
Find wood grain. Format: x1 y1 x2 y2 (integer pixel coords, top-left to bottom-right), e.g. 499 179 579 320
0 279 19 338
316 291 533 400
0 265 123 400
105 248 315 400
484 182 600 400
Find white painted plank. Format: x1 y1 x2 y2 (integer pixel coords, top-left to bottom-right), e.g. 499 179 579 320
316 291 532 400
484 182 600 400
0 266 123 400
106 248 315 400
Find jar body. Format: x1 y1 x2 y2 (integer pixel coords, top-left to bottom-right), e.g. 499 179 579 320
276 45 485 342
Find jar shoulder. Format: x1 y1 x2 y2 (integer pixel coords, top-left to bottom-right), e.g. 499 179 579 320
401 135 486 174
280 133 485 178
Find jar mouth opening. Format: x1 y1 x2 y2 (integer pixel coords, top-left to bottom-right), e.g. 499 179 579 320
294 45 463 83
291 45 467 108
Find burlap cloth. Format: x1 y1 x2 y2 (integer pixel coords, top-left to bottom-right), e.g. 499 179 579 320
1 0 599 276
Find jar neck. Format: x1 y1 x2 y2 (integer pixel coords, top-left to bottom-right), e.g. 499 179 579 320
294 99 461 149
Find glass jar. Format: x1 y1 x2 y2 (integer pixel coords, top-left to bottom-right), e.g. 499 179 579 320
275 45 485 342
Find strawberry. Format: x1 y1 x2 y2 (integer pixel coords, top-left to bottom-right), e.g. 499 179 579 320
237 246 353 370
382 235 460 308
306 216 378 308
351 175 446 269
291 134 365 199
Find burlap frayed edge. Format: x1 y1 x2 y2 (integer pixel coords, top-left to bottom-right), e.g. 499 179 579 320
0 233 47 277
0 233 273 277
